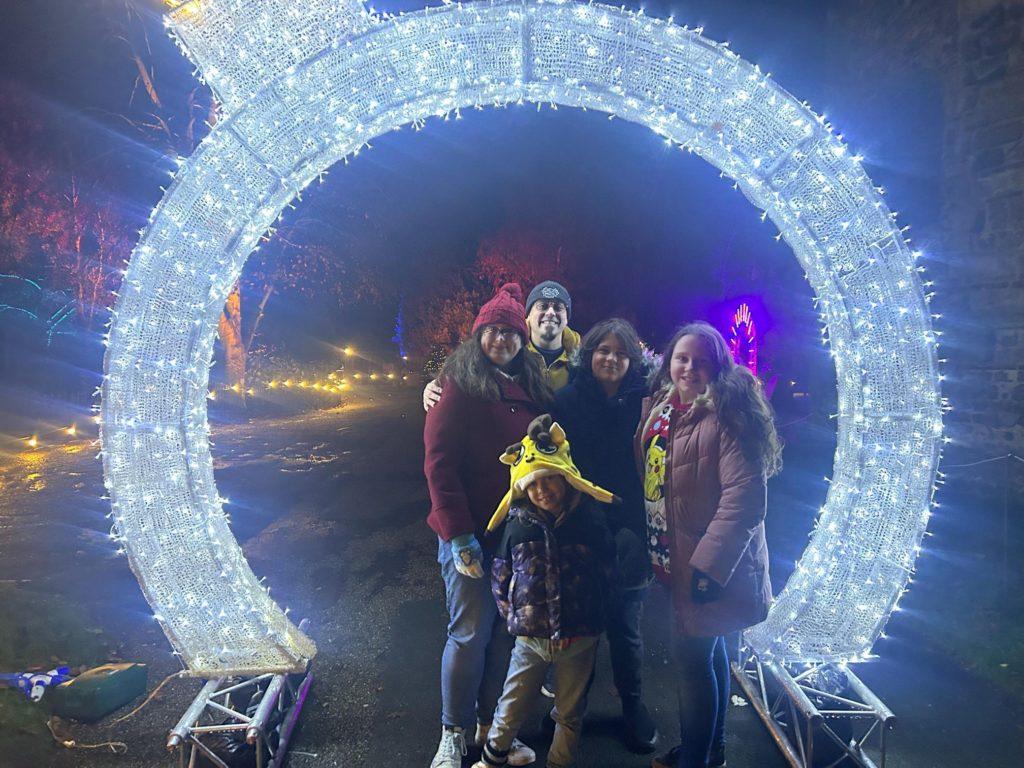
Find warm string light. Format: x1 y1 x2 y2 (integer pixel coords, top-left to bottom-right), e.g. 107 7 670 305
213 370 411 398
100 0 942 675
21 424 85 449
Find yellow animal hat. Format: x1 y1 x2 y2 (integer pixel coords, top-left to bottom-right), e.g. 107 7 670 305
488 414 618 532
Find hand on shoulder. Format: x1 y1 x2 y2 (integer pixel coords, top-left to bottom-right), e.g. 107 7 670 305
423 378 444 411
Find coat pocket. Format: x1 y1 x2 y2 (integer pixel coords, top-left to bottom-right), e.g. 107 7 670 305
671 496 702 538
508 571 519 611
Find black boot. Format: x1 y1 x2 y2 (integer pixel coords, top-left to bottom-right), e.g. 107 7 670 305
651 745 678 768
623 699 659 754
652 744 726 768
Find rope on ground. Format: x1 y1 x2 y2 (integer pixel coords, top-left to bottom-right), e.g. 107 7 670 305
47 718 128 754
942 453 1024 469
108 670 184 725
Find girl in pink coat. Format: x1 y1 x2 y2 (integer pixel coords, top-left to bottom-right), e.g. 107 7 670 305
636 321 782 768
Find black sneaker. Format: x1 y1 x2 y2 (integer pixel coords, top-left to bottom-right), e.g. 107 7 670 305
622 701 659 754
651 744 726 768
651 744 679 768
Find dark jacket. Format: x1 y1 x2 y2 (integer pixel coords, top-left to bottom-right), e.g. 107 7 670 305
553 367 648 540
491 497 614 640
424 375 544 548
554 367 651 589
635 390 772 638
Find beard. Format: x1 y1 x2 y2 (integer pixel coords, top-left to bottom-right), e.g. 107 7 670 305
537 321 561 343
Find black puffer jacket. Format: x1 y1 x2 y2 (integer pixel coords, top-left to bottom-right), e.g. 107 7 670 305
554 367 651 589
553 367 648 537
491 498 614 641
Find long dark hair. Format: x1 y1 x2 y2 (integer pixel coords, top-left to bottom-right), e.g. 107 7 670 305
442 328 554 407
575 318 646 385
652 321 782 478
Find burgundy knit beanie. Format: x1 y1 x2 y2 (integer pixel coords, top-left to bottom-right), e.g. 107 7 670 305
472 283 529 340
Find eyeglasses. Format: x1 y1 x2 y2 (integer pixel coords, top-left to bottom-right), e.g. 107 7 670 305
533 301 567 314
482 326 520 340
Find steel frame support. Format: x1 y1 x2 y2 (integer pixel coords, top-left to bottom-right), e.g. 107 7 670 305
167 669 313 768
732 645 895 768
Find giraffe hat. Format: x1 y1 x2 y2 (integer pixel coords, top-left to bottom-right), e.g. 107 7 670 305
488 414 618 532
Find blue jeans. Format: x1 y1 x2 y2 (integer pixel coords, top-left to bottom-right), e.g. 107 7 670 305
673 635 729 768
438 537 515 730
606 585 647 708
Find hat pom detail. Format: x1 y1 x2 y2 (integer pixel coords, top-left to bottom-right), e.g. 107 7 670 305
472 282 529 339
499 282 523 304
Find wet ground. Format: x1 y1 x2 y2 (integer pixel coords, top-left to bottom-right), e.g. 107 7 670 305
1 387 1022 767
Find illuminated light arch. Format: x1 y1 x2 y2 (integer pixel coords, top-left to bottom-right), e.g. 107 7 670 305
729 301 759 375
101 0 942 675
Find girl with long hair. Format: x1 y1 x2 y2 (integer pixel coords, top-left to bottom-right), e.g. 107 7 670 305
553 317 660 753
638 321 781 768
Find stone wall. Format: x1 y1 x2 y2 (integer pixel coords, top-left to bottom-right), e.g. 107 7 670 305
942 0 1024 483
828 0 1024 490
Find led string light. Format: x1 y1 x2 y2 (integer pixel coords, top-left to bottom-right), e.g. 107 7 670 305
18 423 86 449
210 370 411 398
101 0 942 674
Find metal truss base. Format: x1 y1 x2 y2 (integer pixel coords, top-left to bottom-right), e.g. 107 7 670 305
167 669 313 768
732 646 895 768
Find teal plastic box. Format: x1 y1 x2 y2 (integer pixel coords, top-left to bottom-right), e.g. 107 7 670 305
48 663 148 722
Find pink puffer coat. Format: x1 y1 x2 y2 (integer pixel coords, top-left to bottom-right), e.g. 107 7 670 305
636 390 772 638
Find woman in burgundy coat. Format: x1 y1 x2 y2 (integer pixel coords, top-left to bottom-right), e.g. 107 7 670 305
424 283 553 768
637 321 782 768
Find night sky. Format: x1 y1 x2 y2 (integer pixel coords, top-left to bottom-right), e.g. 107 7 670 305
1 0 944 387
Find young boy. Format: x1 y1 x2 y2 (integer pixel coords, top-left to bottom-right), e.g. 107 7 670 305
475 415 617 768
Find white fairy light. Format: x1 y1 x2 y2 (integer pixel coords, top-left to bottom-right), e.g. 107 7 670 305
100 0 942 674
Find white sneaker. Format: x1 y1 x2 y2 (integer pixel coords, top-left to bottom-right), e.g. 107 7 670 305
430 727 467 768
473 724 536 766
507 739 536 766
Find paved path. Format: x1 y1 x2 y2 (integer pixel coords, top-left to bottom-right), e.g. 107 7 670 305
1 389 1021 767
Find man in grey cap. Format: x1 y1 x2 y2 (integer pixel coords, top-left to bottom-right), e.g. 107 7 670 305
423 280 579 410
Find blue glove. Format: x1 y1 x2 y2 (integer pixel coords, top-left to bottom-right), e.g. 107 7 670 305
0 667 72 701
451 534 485 579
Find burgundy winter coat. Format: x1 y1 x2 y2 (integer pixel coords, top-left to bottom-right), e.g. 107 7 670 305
636 390 772 638
424 375 544 549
